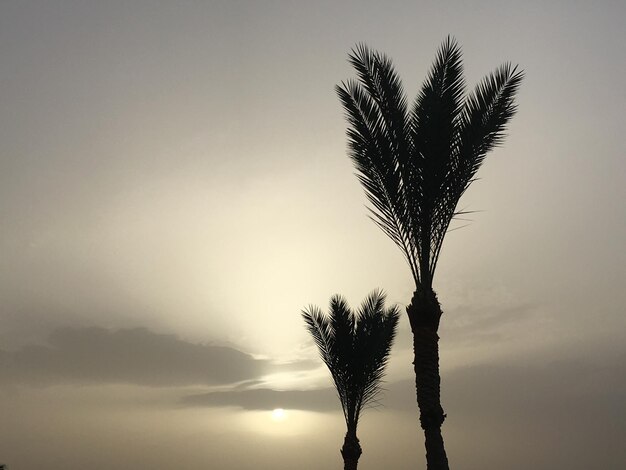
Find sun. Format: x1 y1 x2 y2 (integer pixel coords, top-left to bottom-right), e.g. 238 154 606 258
271 408 286 421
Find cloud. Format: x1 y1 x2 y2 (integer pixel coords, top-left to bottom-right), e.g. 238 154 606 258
392 298 539 344
178 349 626 467
181 351 626 440
439 301 541 346
0 327 275 387
182 387 338 411
442 354 626 425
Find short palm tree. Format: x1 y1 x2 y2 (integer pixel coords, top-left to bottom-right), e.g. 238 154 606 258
302 290 400 470
336 37 523 469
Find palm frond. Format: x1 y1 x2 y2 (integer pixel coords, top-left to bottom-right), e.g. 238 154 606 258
348 44 412 170
338 37 523 288
428 63 524 271
302 291 400 431
302 301 349 423
456 63 524 188
301 305 335 372
337 47 420 282
355 293 400 411
409 36 465 283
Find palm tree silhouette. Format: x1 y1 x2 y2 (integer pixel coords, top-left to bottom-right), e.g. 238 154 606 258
336 37 523 469
302 290 400 470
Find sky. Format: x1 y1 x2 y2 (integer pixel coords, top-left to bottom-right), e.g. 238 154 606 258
1 0 625 468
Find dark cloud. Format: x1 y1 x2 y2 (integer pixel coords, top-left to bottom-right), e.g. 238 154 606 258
182 387 338 412
179 352 626 468
0 327 274 387
179 380 405 413
443 356 626 469
182 352 626 448
442 354 626 427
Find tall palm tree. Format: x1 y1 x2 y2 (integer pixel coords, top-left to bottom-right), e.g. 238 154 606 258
302 290 400 470
336 37 523 469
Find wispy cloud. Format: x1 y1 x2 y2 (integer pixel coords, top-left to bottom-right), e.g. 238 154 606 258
180 350 626 439
182 387 337 411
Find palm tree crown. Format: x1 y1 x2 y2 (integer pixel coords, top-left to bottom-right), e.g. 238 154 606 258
336 36 523 289
302 290 400 433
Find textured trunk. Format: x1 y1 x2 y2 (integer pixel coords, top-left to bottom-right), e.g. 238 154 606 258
408 287 449 470
340 430 362 470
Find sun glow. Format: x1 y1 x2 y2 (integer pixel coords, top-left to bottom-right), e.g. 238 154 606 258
271 408 286 421
237 409 335 437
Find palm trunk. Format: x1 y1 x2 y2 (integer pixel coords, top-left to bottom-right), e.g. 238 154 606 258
408 287 449 470
340 430 362 470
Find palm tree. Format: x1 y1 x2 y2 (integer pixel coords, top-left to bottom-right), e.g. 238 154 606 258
302 290 400 470
336 37 523 469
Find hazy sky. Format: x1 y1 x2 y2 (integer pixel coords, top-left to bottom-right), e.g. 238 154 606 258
1 1 625 469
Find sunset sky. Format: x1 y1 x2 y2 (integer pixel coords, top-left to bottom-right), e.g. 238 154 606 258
1 1 625 469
